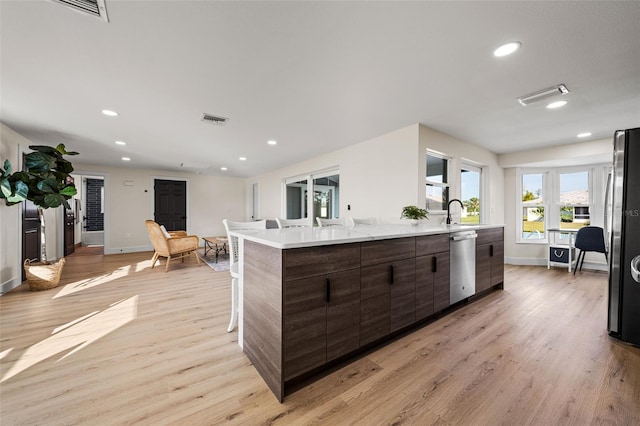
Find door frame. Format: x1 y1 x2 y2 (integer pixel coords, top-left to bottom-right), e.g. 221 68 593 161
64 171 109 254
151 176 190 231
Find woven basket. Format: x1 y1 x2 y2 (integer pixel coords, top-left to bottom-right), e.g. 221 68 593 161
24 258 66 291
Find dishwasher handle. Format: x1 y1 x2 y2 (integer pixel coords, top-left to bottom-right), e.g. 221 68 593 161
451 234 477 241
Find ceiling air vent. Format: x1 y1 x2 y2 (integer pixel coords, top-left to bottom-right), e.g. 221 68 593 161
517 84 569 106
50 0 109 22
201 113 229 126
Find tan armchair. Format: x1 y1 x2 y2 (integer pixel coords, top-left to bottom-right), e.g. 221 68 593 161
145 220 201 272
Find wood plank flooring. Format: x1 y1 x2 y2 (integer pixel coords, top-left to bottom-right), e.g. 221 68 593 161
1 249 639 425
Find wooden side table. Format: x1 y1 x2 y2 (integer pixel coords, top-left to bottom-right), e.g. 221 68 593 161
203 236 228 262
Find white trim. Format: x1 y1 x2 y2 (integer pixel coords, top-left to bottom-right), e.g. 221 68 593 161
104 244 153 255
282 167 340 222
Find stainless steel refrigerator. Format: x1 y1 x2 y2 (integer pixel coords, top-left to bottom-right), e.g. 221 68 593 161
607 127 640 347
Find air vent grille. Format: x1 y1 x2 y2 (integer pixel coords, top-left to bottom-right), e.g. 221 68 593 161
517 84 569 106
51 0 109 22
201 113 229 125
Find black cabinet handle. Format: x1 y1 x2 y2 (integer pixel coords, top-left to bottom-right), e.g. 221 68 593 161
326 278 331 303
389 265 394 284
432 256 437 273
490 244 494 257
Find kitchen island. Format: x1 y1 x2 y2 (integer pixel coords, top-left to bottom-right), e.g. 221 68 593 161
230 223 504 401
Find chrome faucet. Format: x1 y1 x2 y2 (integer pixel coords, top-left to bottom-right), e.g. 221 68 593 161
446 199 464 224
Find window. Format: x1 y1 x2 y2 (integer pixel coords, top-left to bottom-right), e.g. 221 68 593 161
558 171 590 230
285 178 308 219
461 164 482 224
518 167 595 243
284 169 340 223
426 152 449 212
521 172 546 240
313 174 340 220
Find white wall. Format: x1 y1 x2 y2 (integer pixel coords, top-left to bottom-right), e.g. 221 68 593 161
73 163 246 254
249 124 421 221
418 125 504 225
500 138 612 268
249 123 503 226
1 124 24 293
1 122 247 294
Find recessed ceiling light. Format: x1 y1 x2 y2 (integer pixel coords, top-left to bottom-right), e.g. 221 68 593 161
493 42 521 57
102 109 118 116
546 100 567 109
577 132 592 138
267 140 277 145
122 157 131 161
115 140 126 145
221 167 228 171
239 157 247 161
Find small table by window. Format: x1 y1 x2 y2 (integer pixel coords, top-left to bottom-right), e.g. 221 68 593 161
547 228 578 272
203 236 228 262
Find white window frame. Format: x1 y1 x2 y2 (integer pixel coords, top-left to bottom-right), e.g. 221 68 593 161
460 162 483 224
518 166 597 244
282 167 340 225
426 151 450 213
517 169 549 244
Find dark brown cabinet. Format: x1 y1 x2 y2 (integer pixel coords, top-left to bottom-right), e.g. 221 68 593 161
283 244 361 381
476 228 505 293
416 234 450 318
284 268 360 380
360 238 416 345
242 227 503 401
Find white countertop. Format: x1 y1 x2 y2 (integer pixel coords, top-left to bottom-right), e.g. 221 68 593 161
230 223 503 249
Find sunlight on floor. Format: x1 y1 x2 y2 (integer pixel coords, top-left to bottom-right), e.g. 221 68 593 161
1 296 138 382
135 259 152 272
53 265 132 299
0 348 13 361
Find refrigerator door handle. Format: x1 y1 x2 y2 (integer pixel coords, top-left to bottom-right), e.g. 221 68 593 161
632 255 640 283
604 171 612 253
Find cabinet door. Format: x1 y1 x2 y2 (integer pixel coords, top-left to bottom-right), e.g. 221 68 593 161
415 255 435 321
433 251 450 312
360 263 391 346
326 269 361 362
490 240 504 286
390 258 416 332
284 276 327 381
476 243 492 293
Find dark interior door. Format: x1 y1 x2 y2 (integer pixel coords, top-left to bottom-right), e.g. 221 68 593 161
63 205 75 256
154 179 187 231
22 200 41 281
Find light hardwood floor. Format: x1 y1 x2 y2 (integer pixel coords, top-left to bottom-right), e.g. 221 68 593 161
1 249 639 425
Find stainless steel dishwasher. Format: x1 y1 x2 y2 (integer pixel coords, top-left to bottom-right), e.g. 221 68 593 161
450 230 477 304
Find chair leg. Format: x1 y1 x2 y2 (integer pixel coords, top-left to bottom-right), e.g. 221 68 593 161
578 251 586 271
150 252 159 269
573 250 581 275
165 255 171 272
227 276 238 333
194 250 202 265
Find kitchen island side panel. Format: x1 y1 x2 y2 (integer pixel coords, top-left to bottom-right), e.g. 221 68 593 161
243 240 284 401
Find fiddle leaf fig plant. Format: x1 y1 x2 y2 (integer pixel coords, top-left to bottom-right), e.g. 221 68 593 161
1 144 79 262
401 205 429 220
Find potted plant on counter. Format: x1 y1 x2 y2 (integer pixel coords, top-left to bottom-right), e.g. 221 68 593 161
401 205 429 225
1 144 78 290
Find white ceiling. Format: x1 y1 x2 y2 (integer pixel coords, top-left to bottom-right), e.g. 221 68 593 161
1 1 639 177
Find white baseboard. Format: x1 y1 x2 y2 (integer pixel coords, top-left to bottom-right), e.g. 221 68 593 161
104 245 153 255
505 257 608 272
1 277 22 295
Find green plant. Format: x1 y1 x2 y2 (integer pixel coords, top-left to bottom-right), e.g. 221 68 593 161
401 205 429 220
1 144 78 262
